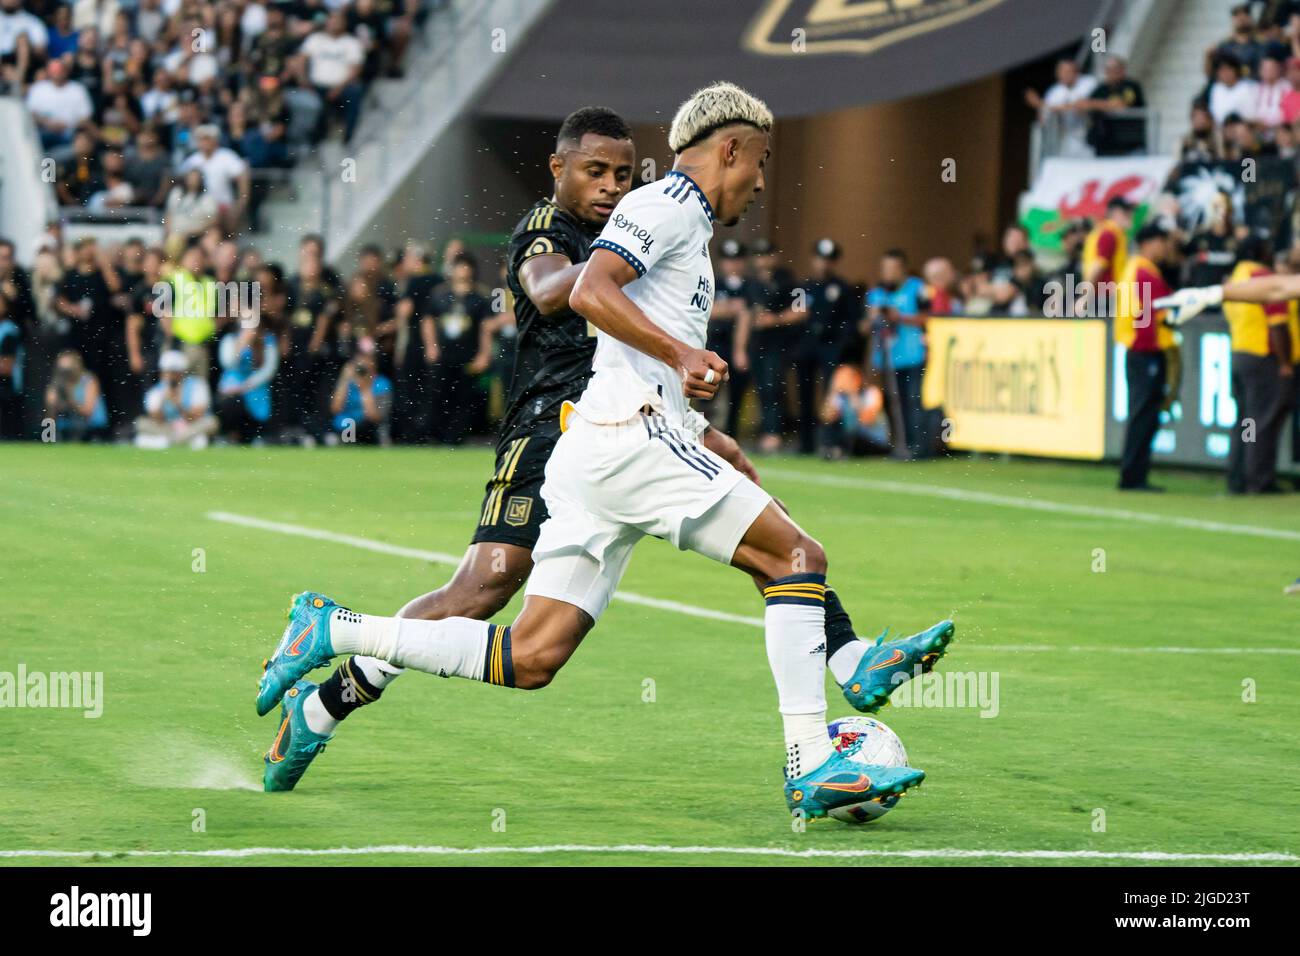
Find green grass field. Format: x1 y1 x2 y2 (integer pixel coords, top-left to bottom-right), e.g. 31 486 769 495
1 444 1297 867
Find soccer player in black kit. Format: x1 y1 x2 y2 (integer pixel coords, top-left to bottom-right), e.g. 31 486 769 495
259 107 642 786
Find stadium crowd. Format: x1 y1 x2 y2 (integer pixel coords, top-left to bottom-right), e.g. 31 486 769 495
1 0 434 234
0 1 1297 491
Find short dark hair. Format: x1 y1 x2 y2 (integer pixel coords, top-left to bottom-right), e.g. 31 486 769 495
450 252 479 275
1237 233 1273 265
882 248 908 262
556 107 632 150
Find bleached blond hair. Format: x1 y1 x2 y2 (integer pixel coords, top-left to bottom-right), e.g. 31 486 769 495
668 81 773 153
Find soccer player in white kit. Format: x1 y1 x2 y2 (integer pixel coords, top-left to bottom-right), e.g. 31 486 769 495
256 83 947 817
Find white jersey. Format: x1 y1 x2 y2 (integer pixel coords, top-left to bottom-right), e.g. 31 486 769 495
577 170 716 426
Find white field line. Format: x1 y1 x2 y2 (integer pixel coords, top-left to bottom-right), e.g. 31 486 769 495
762 467 1300 543
208 510 765 627
207 511 1299 655
1 845 1295 863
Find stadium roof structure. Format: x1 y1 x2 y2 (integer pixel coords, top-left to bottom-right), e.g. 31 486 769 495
477 0 1106 123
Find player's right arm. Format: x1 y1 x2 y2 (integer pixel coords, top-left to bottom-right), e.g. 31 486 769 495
570 249 726 399
1157 273 1300 323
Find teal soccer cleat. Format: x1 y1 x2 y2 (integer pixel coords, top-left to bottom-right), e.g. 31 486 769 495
841 619 955 713
784 748 925 818
264 680 332 792
256 591 341 716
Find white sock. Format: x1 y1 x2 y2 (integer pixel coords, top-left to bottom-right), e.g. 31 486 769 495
828 641 869 685
302 687 338 735
762 578 833 778
352 655 403 687
332 609 488 680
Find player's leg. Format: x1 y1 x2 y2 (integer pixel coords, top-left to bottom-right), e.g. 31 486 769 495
703 492 924 814
740 501 953 713
306 541 533 733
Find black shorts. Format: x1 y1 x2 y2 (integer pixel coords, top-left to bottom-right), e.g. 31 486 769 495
469 428 556 550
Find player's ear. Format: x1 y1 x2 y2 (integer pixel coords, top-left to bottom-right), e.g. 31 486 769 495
548 153 564 180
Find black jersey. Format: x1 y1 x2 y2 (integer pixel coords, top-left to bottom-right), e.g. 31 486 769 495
500 198 599 438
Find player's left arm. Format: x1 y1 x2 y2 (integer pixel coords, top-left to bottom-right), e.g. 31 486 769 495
517 253 583 316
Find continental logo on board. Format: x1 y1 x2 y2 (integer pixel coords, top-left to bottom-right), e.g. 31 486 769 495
922 318 1108 460
742 0 1009 57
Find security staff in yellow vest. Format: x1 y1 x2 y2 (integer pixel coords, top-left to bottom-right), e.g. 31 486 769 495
165 244 218 379
1222 236 1294 494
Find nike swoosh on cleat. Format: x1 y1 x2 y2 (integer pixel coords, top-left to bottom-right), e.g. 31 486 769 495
266 716 290 763
815 775 874 794
286 621 315 657
866 648 906 671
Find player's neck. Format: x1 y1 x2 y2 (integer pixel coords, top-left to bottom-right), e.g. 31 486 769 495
670 162 721 216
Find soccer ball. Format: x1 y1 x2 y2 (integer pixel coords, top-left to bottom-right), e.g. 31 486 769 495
825 716 910 824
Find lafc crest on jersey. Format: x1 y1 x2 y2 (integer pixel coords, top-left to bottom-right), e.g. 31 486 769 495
742 0 1008 57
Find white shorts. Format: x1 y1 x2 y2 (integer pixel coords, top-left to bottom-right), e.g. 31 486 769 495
525 407 773 621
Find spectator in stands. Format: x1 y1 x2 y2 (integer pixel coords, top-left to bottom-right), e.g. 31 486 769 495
87 149 137 214
1223 111 1276 160
45 349 108 442
1208 53 1259 125
1024 57 1098 158
1252 54 1293 129
819 335 890 460
420 253 492 445
282 242 341 444
1207 4 1263 78
217 322 279 443
1280 57 1300 123
125 129 173 210
164 170 220 255
1179 102 1224 162
180 124 251 235
0 238 35 337
26 58 94 150
134 349 218 449
1 0 48 88
921 256 962 316
45 5 76 60
1011 250 1047 313
1183 190 1241 287
53 238 119 387
330 347 392 445
1083 55 1147 156
0 291 22 439
866 248 929 458
301 10 365 143
1115 223 1175 491
125 246 166 380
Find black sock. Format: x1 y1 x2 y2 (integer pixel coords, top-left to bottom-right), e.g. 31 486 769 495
824 587 858 658
317 656 386 721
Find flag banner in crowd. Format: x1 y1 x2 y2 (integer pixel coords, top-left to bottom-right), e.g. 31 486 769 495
922 317 1109 460
1019 157 1176 252
1170 158 1298 251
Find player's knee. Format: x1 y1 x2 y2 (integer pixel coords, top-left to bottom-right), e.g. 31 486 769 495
511 641 566 689
793 534 827 576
